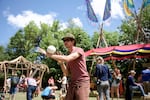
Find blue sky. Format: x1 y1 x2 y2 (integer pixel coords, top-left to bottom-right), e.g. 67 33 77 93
0 0 143 46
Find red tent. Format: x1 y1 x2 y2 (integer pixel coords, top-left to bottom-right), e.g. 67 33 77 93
85 43 150 60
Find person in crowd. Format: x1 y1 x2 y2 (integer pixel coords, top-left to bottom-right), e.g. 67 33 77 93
94 56 111 100
41 84 58 100
111 67 122 100
57 77 62 89
6 77 11 93
142 67 150 94
19 75 26 84
48 76 55 86
19 74 26 92
34 76 41 97
9 71 20 100
61 73 67 95
25 70 37 100
125 70 147 100
38 33 90 100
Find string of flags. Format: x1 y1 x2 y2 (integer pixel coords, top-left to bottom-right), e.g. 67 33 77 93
85 0 98 23
102 0 111 22
85 0 150 22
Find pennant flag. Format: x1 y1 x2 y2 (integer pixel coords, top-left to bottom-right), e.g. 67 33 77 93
103 0 111 21
143 0 150 8
126 0 134 8
85 0 98 23
123 0 132 16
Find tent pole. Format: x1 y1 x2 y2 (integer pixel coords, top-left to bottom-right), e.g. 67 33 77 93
133 54 137 70
3 63 7 94
96 23 108 48
110 54 117 68
89 22 108 75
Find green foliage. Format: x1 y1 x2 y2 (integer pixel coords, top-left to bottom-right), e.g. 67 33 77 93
119 19 137 44
104 31 120 46
91 31 120 48
118 6 150 44
91 32 99 48
0 46 9 61
7 30 26 59
141 5 150 30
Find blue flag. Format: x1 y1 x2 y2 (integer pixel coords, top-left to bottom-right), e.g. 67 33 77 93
103 0 111 21
85 0 98 23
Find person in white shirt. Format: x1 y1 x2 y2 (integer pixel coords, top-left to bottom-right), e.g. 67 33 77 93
25 71 37 100
61 73 67 94
6 78 11 92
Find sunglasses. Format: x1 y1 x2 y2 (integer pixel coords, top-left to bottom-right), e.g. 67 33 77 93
63 38 72 42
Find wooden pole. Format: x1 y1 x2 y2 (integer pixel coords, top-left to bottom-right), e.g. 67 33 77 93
132 0 145 43
96 23 108 48
4 63 7 94
89 23 108 74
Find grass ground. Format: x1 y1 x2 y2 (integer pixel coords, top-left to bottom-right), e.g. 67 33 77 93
3 90 149 100
5 91 97 100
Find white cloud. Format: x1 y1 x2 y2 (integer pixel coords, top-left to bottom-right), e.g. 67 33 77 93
91 0 125 21
59 17 83 30
111 0 124 19
71 17 83 27
5 10 83 31
59 22 68 30
6 10 57 28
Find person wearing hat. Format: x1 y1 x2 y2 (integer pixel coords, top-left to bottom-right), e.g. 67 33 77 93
125 70 147 100
38 33 90 100
94 56 111 100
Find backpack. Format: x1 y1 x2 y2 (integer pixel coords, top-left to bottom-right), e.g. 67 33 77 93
11 76 19 87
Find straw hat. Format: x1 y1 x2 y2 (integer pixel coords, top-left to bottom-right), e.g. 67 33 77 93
96 56 103 61
129 70 136 74
96 56 104 64
62 33 75 40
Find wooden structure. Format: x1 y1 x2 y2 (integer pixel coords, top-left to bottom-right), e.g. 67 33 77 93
0 56 49 91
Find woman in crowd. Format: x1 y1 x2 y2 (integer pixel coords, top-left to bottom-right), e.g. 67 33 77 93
111 67 122 100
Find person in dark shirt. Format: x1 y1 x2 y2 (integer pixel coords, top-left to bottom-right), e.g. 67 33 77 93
142 67 150 94
125 70 147 100
94 56 111 100
9 72 19 100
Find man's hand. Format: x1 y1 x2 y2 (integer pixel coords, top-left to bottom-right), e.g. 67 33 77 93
37 47 46 55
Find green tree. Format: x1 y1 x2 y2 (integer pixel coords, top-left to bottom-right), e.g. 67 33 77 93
0 46 9 61
118 6 150 44
118 19 137 44
7 30 26 59
141 6 150 30
91 31 120 48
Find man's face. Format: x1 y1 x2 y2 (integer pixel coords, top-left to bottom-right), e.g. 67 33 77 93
63 38 74 48
97 59 102 64
131 73 136 76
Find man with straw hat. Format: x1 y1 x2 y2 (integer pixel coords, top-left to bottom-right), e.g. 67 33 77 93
38 33 90 100
125 70 147 100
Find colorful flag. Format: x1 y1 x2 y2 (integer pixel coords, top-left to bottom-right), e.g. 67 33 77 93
143 0 150 8
85 0 98 22
123 0 132 16
126 0 134 8
102 0 111 21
